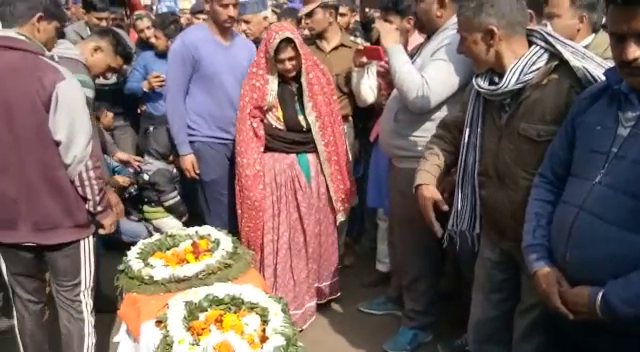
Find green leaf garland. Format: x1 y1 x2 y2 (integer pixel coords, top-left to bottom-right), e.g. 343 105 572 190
154 293 304 352
116 232 253 295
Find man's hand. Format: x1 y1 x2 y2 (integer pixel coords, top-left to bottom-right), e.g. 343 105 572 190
105 188 125 220
112 151 143 170
560 286 600 321
375 20 402 49
111 175 132 189
534 267 574 319
415 184 449 237
143 72 166 91
180 154 200 179
353 46 369 68
439 170 457 204
98 189 121 235
97 211 118 235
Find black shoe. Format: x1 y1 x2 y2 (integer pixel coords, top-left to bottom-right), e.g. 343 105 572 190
437 335 469 352
0 317 14 333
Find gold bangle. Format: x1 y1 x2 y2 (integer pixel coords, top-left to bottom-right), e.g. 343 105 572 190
595 290 604 318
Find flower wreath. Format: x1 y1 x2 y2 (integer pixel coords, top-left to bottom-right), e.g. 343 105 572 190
116 226 253 294
154 283 303 352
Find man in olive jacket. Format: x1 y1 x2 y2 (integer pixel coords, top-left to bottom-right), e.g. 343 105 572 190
414 0 610 351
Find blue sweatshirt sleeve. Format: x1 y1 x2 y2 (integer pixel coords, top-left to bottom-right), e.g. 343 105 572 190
124 53 148 97
166 38 196 156
522 100 579 274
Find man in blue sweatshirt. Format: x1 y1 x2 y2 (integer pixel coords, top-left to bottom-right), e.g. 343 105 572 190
166 0 256 233
523 1 640 350
125 12 183 153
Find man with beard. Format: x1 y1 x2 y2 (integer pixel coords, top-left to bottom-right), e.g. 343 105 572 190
355 0 472 350
237 0 270 47
125 13 182 152
337 0 364 38
415 1 609 352
64 0 111 44
543 0 611 59
166 0 255 232
522 1 640 350
131 12 155 52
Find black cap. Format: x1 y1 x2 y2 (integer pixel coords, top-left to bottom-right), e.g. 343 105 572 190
190 1 206 15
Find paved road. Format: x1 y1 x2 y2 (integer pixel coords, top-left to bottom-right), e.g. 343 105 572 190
1 248 465 352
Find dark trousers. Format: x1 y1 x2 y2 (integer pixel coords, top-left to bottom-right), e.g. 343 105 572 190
386 164 444 330
191 141 238 234
468 238 553 352
111 124 138 155
0 271 10 318
0 236 96 352
137 112 168 155
552 317 640 352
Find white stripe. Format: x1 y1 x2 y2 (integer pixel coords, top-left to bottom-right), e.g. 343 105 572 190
79 167 93 211
79 236 96 352
87 159 103 212
0 254 24 352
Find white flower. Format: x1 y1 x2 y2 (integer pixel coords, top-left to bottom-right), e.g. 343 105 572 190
164 283 292 352
123 226 236 281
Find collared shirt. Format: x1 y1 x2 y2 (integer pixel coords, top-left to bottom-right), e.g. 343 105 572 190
580 33 596 48
308 31 360 117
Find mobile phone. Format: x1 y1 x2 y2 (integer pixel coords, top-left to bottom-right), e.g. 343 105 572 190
363 45 386 61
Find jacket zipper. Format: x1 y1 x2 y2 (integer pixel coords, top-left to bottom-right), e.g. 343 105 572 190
561 128 629 268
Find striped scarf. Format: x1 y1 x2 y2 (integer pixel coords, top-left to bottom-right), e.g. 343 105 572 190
447 27 611 248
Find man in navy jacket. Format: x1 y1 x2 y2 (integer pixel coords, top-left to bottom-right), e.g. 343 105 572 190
523 1 640 350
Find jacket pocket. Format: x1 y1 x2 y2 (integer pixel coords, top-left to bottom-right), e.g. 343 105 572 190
515 123 560 175
518 123 559 141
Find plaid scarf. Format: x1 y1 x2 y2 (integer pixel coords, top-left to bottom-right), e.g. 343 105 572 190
447 27 612 248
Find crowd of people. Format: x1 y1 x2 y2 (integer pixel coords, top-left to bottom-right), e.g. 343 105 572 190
0 0 640 352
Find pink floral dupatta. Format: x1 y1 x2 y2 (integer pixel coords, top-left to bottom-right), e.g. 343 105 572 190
235 23 354 255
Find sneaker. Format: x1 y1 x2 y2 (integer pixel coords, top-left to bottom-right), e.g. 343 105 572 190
357 296 402 316
383 326 434 352
438 335 469 352
0 317 14 333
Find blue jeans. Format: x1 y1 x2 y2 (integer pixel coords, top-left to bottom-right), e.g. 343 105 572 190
116 218 151 243
96 219 151 253
104 156 133 177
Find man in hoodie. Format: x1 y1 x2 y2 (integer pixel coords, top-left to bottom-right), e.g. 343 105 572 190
523 0 640 350
0 0 117 351
543 0 612 60
52 28 145 245
64 0 111 44
356 0 473 350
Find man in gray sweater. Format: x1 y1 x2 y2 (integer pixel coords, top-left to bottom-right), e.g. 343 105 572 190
357 0 473 351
